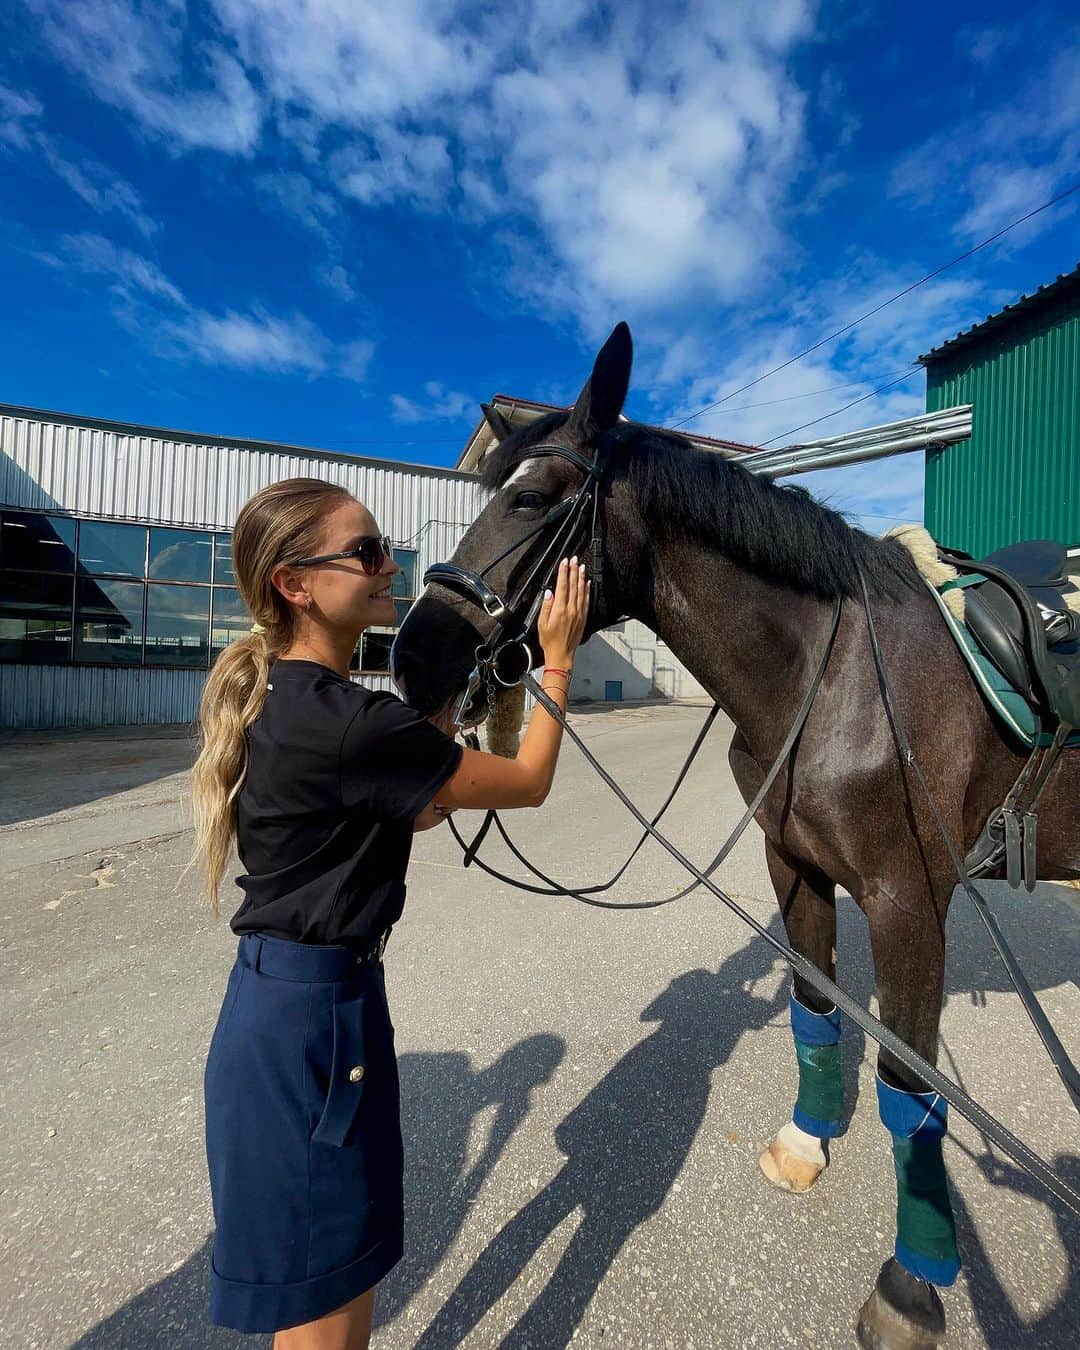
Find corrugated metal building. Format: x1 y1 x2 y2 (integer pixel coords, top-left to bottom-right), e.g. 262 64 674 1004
921 264 1080 555
0 404 487 730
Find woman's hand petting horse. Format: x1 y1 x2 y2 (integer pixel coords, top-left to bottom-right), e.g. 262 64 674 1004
422 557 589 816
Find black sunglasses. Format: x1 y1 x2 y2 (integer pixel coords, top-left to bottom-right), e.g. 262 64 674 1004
290 535 394 576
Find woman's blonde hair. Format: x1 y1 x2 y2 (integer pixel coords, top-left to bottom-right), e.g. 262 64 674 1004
190 477 354 912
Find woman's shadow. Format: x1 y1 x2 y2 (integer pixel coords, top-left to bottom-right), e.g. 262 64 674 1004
377 1034 565 1330
69 1039 565 1350
416 926 791 1349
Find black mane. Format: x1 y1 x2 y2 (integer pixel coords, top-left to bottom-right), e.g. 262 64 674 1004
481 415 920 602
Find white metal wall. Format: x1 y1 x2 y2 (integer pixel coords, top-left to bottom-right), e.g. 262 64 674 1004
0 406 486 729
1 404 710 730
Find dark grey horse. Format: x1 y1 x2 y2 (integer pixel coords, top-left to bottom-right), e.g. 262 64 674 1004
392 323 1079 1348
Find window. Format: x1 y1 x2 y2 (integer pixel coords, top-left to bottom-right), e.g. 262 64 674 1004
74 577 144 665
0 572 73 662
355 546 416 673
145 583 211 668
1 511 238 669
213 534 235 585
211 587 250 657
148 527 213 583
77 521 146 577
0 511 76 572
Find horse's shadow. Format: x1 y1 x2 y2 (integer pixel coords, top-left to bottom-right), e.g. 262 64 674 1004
830 882 1078 1347
830 879 1079 1129
414 926 791 1349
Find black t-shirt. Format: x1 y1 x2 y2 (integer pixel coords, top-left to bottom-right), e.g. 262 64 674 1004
231 658 463 948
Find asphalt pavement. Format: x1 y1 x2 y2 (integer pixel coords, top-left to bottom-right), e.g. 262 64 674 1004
1 705 1077 1349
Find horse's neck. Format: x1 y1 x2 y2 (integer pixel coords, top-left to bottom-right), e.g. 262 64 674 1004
630 544 836 754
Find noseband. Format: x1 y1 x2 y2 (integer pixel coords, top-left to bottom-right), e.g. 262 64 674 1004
423 442 606 728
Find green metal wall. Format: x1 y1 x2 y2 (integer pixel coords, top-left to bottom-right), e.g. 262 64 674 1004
924 293 1079 555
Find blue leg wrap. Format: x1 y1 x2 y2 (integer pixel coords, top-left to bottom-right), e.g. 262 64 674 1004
790 993 844 1138
876 1075 960 1286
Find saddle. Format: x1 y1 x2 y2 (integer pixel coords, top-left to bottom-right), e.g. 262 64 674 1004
942 540 1080 729
937 540 1080 890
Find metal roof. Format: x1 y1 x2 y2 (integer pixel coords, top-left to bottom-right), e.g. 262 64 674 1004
0 401 478 481
456 394 759 472
918 262 1080 364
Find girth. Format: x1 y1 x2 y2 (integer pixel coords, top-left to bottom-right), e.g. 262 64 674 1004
939 541 1080 890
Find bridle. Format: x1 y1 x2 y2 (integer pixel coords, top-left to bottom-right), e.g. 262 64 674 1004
422 441 606 730
413 433 1080 1218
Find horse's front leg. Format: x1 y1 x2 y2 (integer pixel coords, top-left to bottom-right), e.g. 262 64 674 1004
856 889 957 1350
759 839 843 1193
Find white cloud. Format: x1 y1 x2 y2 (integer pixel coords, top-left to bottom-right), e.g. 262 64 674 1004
26 0 261 154
0 83 43 148
27 1 820 323
0 83 156 234
339 338 375 382
49 231 372 380
321 263 357 302
889 41 1080 246
62 231 188 306
162 308 330 375
390 381 475 424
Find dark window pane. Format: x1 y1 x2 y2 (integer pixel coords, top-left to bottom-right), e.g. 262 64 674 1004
211 587 251 654
0 571 73 662
359 631 393 673
74 577 143 665
77 520 147 577
148 528 212 583
392 549 417 598
393 598 412 628
146 584 210 668
214 534 236 585
1 511 76 572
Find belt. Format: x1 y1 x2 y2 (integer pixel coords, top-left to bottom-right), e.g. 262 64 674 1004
238 928 391 982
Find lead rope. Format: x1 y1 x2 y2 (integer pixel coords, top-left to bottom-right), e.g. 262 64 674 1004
451 599 841 907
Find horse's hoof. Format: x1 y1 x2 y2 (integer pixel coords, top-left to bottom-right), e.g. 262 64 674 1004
758 1136 825 1193
855 1258 945 1350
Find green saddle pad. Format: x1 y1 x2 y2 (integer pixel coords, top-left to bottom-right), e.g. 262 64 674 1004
927 580 1080 749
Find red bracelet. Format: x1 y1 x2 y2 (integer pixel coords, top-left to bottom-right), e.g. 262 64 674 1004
543 666 571 678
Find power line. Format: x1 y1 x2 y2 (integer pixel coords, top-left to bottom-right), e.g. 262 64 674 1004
683 366 916 415
759 367 921 446
670 177 1080 431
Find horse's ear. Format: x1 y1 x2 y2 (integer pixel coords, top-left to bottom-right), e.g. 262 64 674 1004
480 402 512 442
567 322 633 438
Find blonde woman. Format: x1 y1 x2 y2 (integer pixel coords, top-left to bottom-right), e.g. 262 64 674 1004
192 477 588 1349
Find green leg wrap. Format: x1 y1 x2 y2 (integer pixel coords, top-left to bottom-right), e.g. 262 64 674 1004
877 1076 960 1285
793 1041 844 1137
892 1136 960 1285
790 995 844 1138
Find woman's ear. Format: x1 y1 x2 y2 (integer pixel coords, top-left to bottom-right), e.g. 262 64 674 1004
270 564 308 608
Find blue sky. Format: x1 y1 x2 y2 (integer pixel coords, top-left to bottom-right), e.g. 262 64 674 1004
1 1 1077 529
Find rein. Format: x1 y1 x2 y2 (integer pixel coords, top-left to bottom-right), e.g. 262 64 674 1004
426 437 1080 1220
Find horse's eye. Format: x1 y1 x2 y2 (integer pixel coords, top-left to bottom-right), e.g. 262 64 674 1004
513 492 547 511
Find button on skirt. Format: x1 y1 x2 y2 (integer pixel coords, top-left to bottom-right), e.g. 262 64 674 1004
204 933 404 1333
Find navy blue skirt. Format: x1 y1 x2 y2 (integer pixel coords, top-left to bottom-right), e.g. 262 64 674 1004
204 933 404 1333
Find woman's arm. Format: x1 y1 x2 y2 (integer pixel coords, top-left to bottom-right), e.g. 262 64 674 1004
429 556 588 813
412 799 449 832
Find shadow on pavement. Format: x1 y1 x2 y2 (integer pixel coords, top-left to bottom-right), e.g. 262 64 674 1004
70 1037 563 1348
415 924 790 1348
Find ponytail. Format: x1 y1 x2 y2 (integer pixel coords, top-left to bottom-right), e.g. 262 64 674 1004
188 478 352 912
